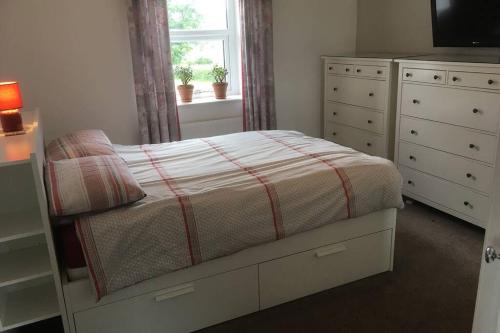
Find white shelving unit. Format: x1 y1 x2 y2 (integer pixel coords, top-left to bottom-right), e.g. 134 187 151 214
0 111 68 332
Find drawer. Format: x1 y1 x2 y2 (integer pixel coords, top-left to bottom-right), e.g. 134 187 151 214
399 116 498 164
325 122 385 156
326 63 354 75
401 83 500 133
354 65 388 80
449 71 500 91
403 68 446 85
400 166 490 223
325 102 385 134
398 141 494 194
326 76 388 110
74 266 259 333
259 229 392 309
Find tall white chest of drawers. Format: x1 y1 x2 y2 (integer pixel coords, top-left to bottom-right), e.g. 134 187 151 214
395 55 500 228
322 54 409 159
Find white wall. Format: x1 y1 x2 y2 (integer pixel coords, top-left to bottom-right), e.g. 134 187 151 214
273 0 358 138
356 0 500 56
0 0 139 144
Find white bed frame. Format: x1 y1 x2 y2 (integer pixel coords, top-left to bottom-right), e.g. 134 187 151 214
61 208 397 333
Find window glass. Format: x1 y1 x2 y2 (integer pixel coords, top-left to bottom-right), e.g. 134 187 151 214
168 0 228 31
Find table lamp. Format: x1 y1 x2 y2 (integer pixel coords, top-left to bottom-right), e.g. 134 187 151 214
0 82 24 135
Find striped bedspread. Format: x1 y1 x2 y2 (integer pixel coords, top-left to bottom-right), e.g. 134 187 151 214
75 131 403 299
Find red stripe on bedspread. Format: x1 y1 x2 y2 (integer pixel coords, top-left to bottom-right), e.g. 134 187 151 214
201 138 285 240
258 131 354 219
141 146 202 266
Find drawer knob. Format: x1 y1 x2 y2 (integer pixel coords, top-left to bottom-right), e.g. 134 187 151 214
332 132 337 136
333 112 337 116
464 201 473 208
366 142 372 147
377 70 383 74
367 120 373 124
328 66 333 70
473 108 480 114
408 180 414 185
488 79 495 85
345 68 350 72
356 69 361 73
333 87 338 92
409 155 416 161
434 75 440 80
452 76 459 82
410 130 417 135
369 92 374 97
469 143 477 150
466 173 473 179
406 73 412 78
412 99 420 104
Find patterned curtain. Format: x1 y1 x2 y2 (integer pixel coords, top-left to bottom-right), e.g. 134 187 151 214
240 0 276 131
128 0 181 144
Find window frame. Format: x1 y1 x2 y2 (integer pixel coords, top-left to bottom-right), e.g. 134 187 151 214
169 0 241 98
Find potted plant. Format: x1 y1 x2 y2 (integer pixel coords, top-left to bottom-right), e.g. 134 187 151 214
175 66 194 103
210 65 229 99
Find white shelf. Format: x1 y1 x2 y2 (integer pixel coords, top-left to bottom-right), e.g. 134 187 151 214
0 209 44 244
0 281 59 331
0 244 53 288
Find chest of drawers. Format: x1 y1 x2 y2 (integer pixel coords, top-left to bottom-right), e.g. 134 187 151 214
395 55 500 228
322 55 404 159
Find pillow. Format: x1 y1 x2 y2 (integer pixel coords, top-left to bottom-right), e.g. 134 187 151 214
46 130 115 161
45 155 146 216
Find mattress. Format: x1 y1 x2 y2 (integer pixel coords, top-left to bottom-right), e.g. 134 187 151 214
58 130 403 298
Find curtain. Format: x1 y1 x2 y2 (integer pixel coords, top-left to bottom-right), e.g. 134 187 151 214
240 0 276 131
128 0 181 144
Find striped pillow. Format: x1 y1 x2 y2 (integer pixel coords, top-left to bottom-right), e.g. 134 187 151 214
46 130 115 161
45 155 146 217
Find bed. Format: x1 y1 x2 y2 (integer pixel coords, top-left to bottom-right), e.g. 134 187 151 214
46 130 403 333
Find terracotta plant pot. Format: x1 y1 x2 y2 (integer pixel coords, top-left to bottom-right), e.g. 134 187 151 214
212 82 228 100
177 85 194 103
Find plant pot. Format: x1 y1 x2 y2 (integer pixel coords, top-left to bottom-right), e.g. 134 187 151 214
212 82 228 100
177 85 194 103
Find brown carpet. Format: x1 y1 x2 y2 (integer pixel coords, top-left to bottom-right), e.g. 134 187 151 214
22 200 484 333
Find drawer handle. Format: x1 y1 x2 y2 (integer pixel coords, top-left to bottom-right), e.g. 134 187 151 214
366 142 372 147
333 87 338 92
406 73 412 78
469 144 478 150
369 92 374 97
473 108 480 114
356 69 361 73
466 173 475 180
155 284 195 302
412 99 420 104
434 75 440 80
408 180 414 185
345 68 350 72
452 76 459 82
315 244 347 258
377 70 383 74
488 79 495 85
367 120 373 124
409 155 416 161
410 130 417 135
464 201 473 209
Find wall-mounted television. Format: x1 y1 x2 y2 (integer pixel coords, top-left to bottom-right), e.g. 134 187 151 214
431 0 500 47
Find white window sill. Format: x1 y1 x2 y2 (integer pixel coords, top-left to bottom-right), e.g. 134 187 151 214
177 95 242 108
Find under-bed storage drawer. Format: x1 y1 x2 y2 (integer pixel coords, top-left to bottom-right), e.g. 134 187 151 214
259 230 392 309
74 266 259 333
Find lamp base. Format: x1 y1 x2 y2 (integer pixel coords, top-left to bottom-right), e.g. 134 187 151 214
0 110 24 135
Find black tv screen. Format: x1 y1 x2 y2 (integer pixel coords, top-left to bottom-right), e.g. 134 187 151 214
431 0 500 47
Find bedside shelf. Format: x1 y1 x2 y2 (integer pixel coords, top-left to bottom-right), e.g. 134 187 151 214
0 244 53 288
0 209 44 244
0 281 60 331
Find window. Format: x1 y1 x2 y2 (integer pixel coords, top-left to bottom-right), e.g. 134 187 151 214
167 0 240 99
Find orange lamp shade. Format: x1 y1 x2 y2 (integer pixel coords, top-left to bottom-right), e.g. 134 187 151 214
0 82 23 111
